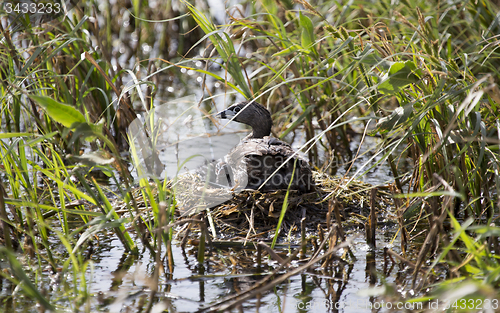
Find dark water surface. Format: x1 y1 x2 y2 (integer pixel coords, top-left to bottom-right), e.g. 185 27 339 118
86 226 414 312
93 67 413 311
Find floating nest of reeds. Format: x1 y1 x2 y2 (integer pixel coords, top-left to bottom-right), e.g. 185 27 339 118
171 171 394 241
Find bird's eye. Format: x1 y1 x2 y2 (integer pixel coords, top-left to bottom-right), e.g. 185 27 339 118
234 107 241 113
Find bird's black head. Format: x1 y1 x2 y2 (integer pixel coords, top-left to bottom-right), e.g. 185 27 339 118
217 101 272 138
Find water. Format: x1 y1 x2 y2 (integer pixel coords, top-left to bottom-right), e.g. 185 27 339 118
127 91 403 186
0 71 410 313
87 228 411 312
0 78 412 313
0 18 412 311
106 71 413 311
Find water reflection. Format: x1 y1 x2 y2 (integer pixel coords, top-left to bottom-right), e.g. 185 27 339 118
86 229 413 312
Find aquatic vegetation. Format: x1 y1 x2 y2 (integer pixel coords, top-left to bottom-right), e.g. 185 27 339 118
0 0 499 311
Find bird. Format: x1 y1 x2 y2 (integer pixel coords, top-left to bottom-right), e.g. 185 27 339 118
215 101 315 193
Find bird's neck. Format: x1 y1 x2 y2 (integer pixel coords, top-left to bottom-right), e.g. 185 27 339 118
250 128 269 138
249 118 272 138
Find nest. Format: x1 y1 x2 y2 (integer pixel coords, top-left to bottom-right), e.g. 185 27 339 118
172 170 394 241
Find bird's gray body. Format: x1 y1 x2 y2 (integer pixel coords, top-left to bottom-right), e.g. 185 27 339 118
216 101 314 193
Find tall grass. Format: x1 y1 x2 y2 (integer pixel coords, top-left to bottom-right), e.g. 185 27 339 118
1 0 500 310
184 0 500 303
0 0 186 310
